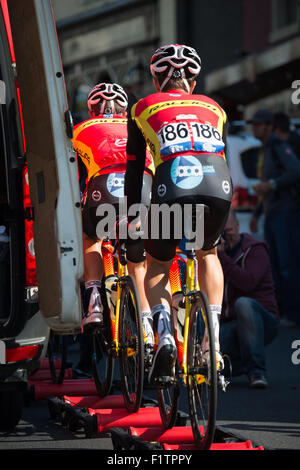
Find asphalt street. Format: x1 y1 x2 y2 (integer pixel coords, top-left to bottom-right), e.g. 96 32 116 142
0 322 299 452
216 322 300 450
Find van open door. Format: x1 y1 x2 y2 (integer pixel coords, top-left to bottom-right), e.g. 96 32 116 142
7 0 83 333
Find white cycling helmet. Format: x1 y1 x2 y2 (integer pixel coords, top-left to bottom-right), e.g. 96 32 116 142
150 44 201 92
87 82 128 117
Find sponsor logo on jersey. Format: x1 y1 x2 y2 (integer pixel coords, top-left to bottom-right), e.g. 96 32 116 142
222 180 231 194
115 138 127 147
202 165 216 174
106 173 125 198
92 190 102 202
157 184 167 197
171 156 203 189
176 114 197 120
202 142 217 153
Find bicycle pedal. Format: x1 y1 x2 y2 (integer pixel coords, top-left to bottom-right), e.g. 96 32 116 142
144 345 153 356
153 375 176 389
144 352 153 366
218 373 230 392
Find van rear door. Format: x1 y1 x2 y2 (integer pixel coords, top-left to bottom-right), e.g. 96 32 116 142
7 0 83 333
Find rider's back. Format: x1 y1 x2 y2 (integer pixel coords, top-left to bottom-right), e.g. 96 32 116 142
131 89 227 169
73 115 128 180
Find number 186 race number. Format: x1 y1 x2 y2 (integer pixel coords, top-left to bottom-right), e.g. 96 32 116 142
158 122 224 156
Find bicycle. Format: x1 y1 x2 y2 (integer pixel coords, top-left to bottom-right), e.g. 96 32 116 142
90 239 144 413
149 203 229 450
47 331 68 384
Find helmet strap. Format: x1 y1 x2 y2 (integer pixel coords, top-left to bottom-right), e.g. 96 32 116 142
182 78 190 94
100 99 115 114
179 67 190 93
159 66 174 91
159 66 190 93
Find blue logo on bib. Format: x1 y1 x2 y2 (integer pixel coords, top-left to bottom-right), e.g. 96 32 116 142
106 173 125 198
171 156 203 189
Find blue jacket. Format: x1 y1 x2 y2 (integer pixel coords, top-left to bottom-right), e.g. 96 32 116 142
255 134 300 215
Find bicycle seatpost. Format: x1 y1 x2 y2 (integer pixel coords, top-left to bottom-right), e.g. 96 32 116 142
184 203 206 251
119 242 127 266
184 204 209 291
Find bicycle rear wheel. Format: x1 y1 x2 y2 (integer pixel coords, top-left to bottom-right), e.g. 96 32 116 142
91 283 115 397
47 332 68 384
187 291 217 449
156 358 180 428
118 275 144 412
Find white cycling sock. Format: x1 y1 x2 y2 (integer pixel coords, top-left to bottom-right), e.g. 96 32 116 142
202 304 221 352
85 280 102 314
142 311 154 346
152 304 174 345
210 304 221 349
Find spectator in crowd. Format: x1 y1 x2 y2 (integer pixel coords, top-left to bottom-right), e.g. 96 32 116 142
218 210 280 388
249 109 300 325
273 111 300 158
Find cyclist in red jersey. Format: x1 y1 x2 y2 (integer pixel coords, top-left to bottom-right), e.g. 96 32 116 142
125 45 233 386
73 83 154 333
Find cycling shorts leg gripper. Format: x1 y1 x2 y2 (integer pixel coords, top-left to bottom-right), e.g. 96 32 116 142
125 238 146 263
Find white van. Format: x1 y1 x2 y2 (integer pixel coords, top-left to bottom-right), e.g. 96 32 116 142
227 124 263 239
0 0 83 429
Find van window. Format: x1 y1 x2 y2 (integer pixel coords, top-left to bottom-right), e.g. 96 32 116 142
0 94 11 323
240 147 259 179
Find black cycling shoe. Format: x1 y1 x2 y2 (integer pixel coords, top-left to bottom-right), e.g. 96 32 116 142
82 311 103 333
148 338 177 389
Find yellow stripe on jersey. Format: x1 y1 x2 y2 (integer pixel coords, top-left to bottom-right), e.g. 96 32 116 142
73 118 127 140
147 154 156 175
138 99 226 133
131 104 163 166
132 100 227 167
73 140 101 180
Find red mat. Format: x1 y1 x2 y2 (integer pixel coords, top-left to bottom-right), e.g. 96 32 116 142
29 380 97 400
90 407 163 433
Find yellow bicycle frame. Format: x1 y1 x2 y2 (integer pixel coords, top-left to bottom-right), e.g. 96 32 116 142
182 254 198 382
171 250 207 386
102 241 128 355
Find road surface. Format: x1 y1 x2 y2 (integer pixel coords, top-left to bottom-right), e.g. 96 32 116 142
0 322 299 452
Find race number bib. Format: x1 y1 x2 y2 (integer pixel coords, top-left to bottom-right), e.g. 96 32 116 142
158 122 192 156
157 122 224 156
190 122 224 153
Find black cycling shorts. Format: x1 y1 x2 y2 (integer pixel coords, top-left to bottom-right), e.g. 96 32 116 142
82 171 152 263
142 154 233 261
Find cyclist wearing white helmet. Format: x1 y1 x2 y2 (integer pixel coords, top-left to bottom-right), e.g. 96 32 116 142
149 44 201 93
125 45 232 387
73 83 154 332
87 82 128 117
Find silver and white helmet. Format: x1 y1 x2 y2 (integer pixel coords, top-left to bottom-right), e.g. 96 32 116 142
87 83 128 117
150 44 201 92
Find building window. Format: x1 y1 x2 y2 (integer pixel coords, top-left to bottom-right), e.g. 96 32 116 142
72 84 90 124
270 0 299 42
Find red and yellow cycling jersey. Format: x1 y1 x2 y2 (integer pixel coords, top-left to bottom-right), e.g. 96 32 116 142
73 115 154 181
131 89 227 168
